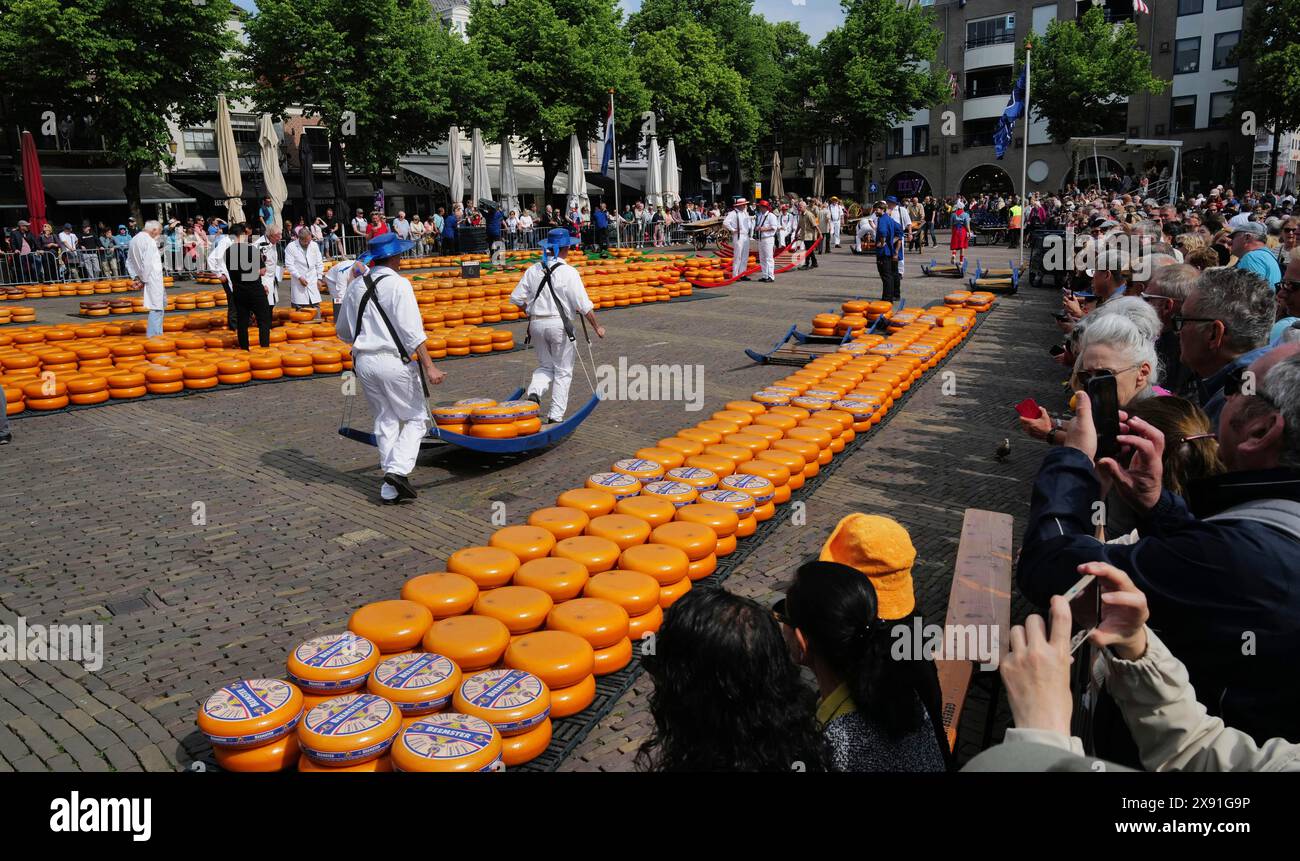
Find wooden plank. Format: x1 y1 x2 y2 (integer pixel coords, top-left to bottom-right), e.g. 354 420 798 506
935 508 1015 751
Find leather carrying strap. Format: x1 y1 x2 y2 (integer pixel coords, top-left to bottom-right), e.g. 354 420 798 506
357 272 428 398
1205 498 1300 541
526 261 576 343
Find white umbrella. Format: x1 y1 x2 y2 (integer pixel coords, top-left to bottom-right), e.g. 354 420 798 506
470 127 492 207
499 137 520 216
644 135 662 209
662 138 679 209
769 149 785 203
566 133 588 213
812 146 825 200
257 114 287 231
216 94 245 223
447 125 465 208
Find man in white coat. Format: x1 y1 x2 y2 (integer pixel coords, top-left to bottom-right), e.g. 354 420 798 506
127 220 165 337
779 202 798 249
827 196 845 251
509 228 605 424
753 199 778 282
207 225 236 329
723 197 752 281
334 233 445 504
285 227 324 316
253 225 281 307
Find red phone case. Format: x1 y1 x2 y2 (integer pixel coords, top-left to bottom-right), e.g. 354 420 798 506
1014 398 1040 419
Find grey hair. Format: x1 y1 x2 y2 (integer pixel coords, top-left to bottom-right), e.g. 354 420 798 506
1130 220 1162 241
1076 312 1160 390
1090 295 1163 343
1194 268 1274 354
143 219 161 232
1147 263 1199 302
1263 354 1300 468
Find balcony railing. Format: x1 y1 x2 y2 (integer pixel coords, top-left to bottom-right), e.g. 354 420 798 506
965 32 1016 50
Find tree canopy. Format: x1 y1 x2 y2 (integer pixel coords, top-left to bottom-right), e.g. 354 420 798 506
1233 0 1300 185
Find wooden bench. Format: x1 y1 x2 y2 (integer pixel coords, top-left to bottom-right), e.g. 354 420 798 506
935 508 1014 754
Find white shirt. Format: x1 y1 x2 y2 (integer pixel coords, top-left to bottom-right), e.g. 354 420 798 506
58 230 78 252
351 216 367 235
780 211 798 234
253 236 280 293
126 231 165 311
510 258 593 319
887 205 911 231
207 234 232 283
285 240 324 304
829 203 845 222
325 259 365 308
518 214 533 230
723 208 752 238
333 264 425 355
753 209 777 239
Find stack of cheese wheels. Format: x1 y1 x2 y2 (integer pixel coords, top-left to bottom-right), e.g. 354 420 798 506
348 599 434 654
720 473 778 522
453 669 551 767
505 630 596 726
547 597 631 675
674 501 741 559
423 615 511 671
401 572 479 619
584 513 651 551
665 466 718 493
698 488 757 539
473 586 554 635
736 458 792 505
755 445 807 491
390 713 503 772
617 542 692 609
584 471 641 502
198 679 305 772
650 521 719 585
297 693 403 768
447 545 521 589
584 569 661 635
469 399 527 439
431 402 472 435
551 534 622 574
639 479 698 509
286 631 382 701
366 652 462 717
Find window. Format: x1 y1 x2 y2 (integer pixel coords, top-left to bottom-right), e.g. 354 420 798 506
1177 0 1202 14
1174 38 1200 74
1217 0 1242 8
912 125 929 156
966 15 1016 49
182 129 217 157
1212 31 1239 69
1209 92 1234 128
1170 95 1197 132
886 128 904 158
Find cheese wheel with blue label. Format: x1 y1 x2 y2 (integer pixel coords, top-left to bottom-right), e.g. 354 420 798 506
198 679 304 749
348 599 434 653
297 753 394 772
287 632 381 695
504 630 595 690
453 669 550 736
297 693 402 766
584 472 642 501
366 652 462 715
640 480 698 509
390 713 503 773
422 615 511 671
610 458 664 484
665 466 718 491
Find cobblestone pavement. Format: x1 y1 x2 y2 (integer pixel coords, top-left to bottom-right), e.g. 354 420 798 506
0 237 1063 771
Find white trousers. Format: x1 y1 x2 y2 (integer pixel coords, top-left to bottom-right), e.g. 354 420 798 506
355 351 427 477
830 219 842 246
757 236 775 279
526 318 575 421
731 235 750 279
854 222 872 252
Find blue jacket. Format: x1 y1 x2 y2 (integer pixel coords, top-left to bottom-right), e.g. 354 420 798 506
487 209 504 240
875 214 903 259
1018 446 1300 744
442 212 457 239
594 209 609 229
1199 345 1272 430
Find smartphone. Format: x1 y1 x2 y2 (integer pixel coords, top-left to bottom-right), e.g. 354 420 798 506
1061 573 1101 655
1014 397 1040 420
1086 372 1120 461
1049 344 1066 358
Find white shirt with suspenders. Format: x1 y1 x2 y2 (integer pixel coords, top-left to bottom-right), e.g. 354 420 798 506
510 256 594 422
753 207 777 281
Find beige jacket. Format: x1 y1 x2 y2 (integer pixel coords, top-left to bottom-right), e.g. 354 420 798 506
799 208 820 242
1001 629 1300 772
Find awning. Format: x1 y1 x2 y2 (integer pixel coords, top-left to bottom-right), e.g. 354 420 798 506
402 160 603 196
41 169 195 206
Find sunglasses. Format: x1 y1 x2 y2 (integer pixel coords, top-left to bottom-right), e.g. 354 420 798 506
1172 313 1217 332
1075 365 1137 387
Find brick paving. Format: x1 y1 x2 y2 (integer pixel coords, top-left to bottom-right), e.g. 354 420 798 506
0 237 1060 771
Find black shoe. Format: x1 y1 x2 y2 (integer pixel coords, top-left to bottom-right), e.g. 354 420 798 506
384 472 417 501
739 276 751 281
543 417 559 425
525 393 540 405
0 430 10 445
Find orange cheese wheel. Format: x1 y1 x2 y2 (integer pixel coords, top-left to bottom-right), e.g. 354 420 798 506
634 446 685 470
704 443 754 465
298 753 394 772
489 524 556 562
401 572 479 619
677 427 722 446
617 543 691 586
367 652 462 714
469 422 518 439
348 600 434 653
716 533 738 556
287 632 382 695
551 535 622 573
610 457 665 484
720 473 776 506
197 679 304 749
684 453 735 477
674 502 739 538
752 412 799 432
688 553 719 580
473 586 554 634
145 363 184 382
770 439 822 474
549 675 597 718
214 733 301 772
657 436 705 458
297 693 402 766
69 389 110 405
447 546 521 589
505 630 596 690
546 597 629 650
660 576 692 608
423 615 511 671
390 713 502 772
592 637 633 675
584 513 651 550
613 495 678 527
501 716 552 765
639 480 698 509
722 433 770 455
109 386 147 399
584 570 661 617
556 487 618 516
697 419 742 437
725 400 767 417
527 506 590 539
627 604 664 639
66 376 107 395
756 450 807 488
712 409 754 427
513 557 589 601
453 669 550 736
514 416 542 435
664 466 718 491
786 426 833 450
649 521 717 562
735 514 758 538
584 472 641 500
770 405 811 421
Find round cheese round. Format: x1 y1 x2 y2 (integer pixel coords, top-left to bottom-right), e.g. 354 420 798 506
367 652 462 715
453 669 550 736
401 572 479 619
390 713 502 773
504 630 596 690
348 600 434 653
198 679 304 749
548 675 596 719
422 615 511 671
297 693 402 767
287 632 381 695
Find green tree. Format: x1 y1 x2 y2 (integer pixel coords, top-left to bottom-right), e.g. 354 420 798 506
244 0 463 187
1031 7 1166 143
1233 0 1300 190
0 0 238 223
468 0 647 199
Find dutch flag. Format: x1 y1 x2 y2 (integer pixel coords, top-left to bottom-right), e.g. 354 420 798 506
600 101 615 177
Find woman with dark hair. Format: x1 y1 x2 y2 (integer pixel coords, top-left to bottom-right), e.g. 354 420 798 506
779 560 949 772
637 587 828 772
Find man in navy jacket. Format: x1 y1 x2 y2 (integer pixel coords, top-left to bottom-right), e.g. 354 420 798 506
1018 345 1300 744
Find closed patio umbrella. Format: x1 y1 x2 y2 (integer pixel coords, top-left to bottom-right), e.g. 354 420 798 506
19 131 46 234
499 137 520 216
330 138 349 239
470 127 492 207
297 134 316 225
447 125 465 209
662 138 679 210
216 94 246 223
769 149 784 203
258 114 289 230
644 135 662 209
566 133 588 214
812 146 825 200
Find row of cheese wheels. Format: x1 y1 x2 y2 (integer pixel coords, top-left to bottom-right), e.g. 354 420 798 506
432 397 542 437
4 275 176 300
78 291 228 317
199 297 997 770
0 307 34 325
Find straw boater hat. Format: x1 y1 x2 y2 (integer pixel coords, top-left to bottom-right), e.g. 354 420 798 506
819 513 917 621
733 197 748 207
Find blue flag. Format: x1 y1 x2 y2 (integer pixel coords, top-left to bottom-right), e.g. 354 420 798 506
993 65 1028 160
